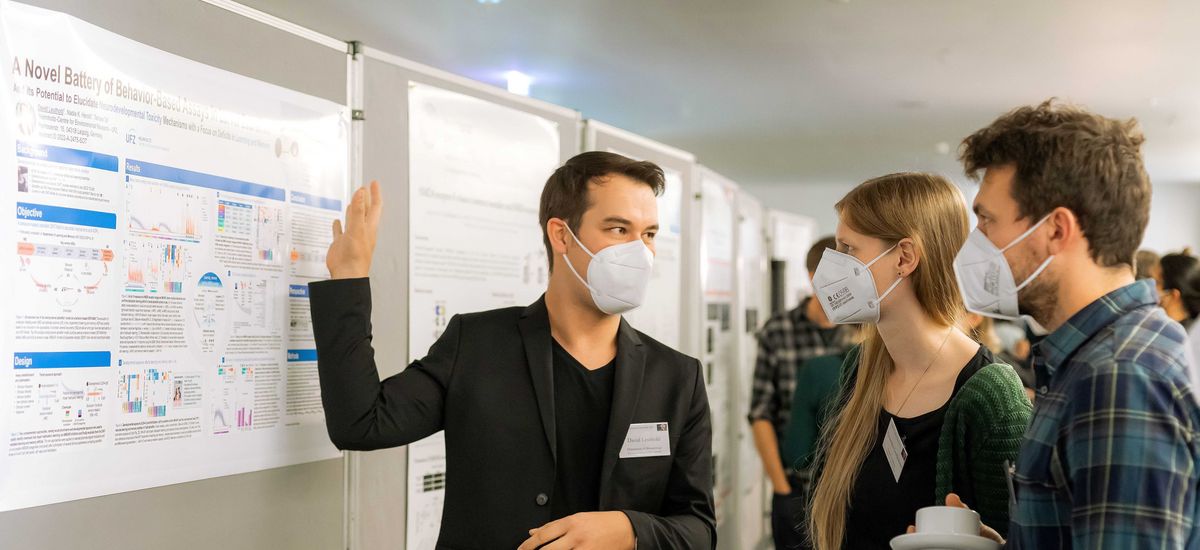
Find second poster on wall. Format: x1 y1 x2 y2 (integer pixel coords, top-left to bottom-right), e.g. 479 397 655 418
405 81 562 549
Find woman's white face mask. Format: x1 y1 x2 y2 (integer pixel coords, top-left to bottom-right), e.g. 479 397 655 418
812 245 903 325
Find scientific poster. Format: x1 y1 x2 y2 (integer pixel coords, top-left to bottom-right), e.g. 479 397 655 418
405 81 561 549
0 2 347 511
737 196 768 549
700 171 737 527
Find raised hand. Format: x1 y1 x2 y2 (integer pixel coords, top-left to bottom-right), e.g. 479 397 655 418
326 180 383 280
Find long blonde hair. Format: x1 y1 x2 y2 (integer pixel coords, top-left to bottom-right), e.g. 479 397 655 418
807 173 970 549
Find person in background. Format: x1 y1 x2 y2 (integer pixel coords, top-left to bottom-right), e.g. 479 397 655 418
1156 251 1200 393
991 320 1036 396
950 100 1199 548
992 321 1032 363
1136 248 1161 280
961 313 1035 401
748 236 852 549
778 328 861 529
1156 251 1200 330
805 173 1030 550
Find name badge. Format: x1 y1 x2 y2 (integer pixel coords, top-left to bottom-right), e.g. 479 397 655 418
882 417 907 482
619 422 671 458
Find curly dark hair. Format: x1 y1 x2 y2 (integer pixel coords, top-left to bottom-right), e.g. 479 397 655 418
960 99 1151 269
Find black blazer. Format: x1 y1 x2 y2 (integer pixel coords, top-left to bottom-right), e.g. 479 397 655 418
309 278 715 549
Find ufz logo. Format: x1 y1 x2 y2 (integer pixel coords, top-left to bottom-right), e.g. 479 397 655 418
126 133 137 144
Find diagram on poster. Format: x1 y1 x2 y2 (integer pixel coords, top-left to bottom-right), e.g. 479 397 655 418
0 2 348 511
405 81 561 549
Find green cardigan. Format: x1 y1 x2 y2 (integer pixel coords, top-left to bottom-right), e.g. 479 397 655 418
809 345 1032 538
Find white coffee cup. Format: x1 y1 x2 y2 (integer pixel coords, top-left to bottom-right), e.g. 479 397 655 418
914 506 980 536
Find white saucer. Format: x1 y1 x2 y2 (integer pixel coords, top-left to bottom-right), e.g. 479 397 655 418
890 532 1001 550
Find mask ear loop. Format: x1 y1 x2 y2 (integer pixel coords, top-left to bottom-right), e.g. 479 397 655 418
1014 255 1055 292
1001 214 1056 292
864 244 902 309
563 223 596 258
1000 214 1054 253
847 243 899 278
560 223 598 293
865 244 899 268
870 275 906 310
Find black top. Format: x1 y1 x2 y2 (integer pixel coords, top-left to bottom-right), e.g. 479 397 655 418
843 345 995 550
550 339 616 519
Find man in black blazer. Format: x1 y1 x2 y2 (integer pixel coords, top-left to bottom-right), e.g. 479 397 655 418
309 152 715 549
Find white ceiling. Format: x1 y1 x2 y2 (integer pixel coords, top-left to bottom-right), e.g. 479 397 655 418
240 0 1200 187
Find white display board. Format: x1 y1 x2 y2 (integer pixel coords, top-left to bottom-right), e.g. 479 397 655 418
582 120 694 353
405 81 561 549
736 194 769 549
768 209 818 311
0 1 348 512
618 157 683 347
699 167 738 539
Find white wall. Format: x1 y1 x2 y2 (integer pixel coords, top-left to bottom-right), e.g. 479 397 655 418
1142 184 1200 254
741 182 855 238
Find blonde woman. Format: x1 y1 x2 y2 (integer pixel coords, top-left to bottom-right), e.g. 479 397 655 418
805 173 1031 550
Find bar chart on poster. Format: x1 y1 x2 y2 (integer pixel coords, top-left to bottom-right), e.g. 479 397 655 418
0 1 348 512
404 81 561 549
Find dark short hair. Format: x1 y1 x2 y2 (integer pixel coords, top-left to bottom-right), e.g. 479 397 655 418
539 151 665 270
807 235 837 274
1160 252 1200 321
959 99 1150 269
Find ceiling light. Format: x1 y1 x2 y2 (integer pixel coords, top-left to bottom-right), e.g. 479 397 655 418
505 70 532 96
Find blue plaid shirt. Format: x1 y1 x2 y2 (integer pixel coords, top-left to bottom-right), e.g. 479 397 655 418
1007 280 1200 549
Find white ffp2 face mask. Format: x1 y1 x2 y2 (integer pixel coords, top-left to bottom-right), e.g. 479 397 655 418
953 215 1054 321
812 245 903 324
562 225 654 315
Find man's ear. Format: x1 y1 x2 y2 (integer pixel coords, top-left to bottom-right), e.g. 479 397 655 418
1044 206 1078 256
547 218 570 256
897 237 920 277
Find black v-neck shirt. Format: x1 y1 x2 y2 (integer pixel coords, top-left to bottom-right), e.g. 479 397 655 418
843 345 995 550
549 339 616 519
